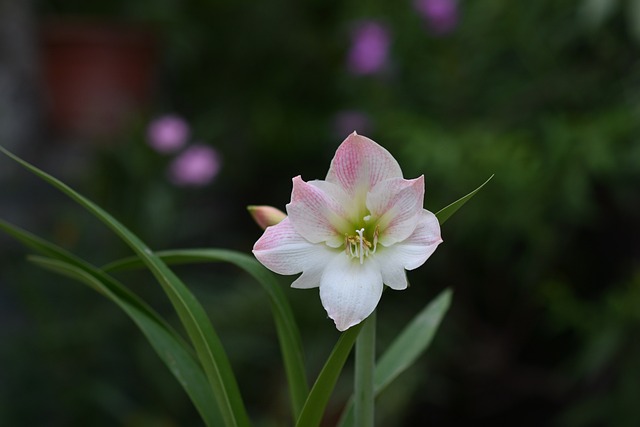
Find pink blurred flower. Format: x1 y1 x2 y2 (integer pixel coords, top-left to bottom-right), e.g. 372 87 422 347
147 114 190 153
168 144 221 187
347 21 391 75
333 110 373 137
414 0 459 35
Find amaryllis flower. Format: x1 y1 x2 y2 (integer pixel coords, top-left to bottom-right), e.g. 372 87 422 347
252 133 442 331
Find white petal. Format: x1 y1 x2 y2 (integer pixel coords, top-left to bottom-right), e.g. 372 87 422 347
319 254 383 331
325 133 403 201
286 176 349 247
375 254 408 290
253 218 333 275
378 209 443 276
291 268 324 289
367 176 425 246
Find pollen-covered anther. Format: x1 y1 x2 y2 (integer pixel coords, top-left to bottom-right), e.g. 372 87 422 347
345 228 377 264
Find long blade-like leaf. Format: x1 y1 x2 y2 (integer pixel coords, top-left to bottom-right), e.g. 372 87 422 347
0 220 173 336
104 249 309 421
0 220 221 426
29 256 224 427
374 288 451 392
337 289 452 427
435 175 493 224
0 146 249 427
295 324 362 427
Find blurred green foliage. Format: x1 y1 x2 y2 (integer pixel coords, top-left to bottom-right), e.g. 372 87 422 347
1 0 639 426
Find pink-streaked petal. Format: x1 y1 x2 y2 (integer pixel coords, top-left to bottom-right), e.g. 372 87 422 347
286 176 349 247
379 209 442 273
319 254 383 331
367 176 425 246
308 180 360 223
248 205 287 230
253 218 332 275
326 133 403 200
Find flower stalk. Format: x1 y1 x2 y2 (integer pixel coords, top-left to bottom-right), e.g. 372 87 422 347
355 310 377 427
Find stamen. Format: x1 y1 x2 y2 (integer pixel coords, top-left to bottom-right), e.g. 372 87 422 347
372 225 379 254
344 227 378 263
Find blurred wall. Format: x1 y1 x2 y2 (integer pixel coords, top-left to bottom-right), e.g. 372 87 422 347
0 0 42 160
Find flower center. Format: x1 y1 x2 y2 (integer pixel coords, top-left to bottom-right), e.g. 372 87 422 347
344 225 379 264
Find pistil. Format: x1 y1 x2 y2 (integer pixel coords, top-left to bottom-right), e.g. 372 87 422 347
356 228 365 264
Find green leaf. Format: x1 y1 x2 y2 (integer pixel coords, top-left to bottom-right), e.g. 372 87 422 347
337 289 452 427
579 0 617 28
0 220 221 426
373 288 451 392
104 249 309 421
0 146 249 427
295 324 362 427
435 175 493 225
31 256 224 427
0 220 171 334
629 0 640 43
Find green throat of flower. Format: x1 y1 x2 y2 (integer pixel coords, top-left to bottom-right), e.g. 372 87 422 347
344 225 379 264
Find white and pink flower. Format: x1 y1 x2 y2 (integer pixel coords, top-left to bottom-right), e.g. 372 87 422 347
252 133 442 331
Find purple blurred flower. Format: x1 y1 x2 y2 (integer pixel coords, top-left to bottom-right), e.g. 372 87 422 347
333 110 373 137
168 144 221 187
147 114 190 153
347 21 391 75
414 0 459 35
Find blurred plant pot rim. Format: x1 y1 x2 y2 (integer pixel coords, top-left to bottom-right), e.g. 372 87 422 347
41 18 158 142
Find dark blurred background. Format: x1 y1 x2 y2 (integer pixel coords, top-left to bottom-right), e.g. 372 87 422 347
1 0 640 426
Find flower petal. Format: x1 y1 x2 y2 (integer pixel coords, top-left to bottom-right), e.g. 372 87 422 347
367 176 425 246
377 209 442 283
253 217 333 275
375 255 409 290
319 254 383 331
286 176 350 247
291 268 324 289
325 133 403 200
307 180 352 209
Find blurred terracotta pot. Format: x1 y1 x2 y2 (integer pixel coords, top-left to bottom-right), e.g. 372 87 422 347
41 19 157 141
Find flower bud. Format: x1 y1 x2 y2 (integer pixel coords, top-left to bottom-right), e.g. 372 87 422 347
248 205 287 229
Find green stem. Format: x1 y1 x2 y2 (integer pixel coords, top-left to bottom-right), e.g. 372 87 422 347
354 311 376 427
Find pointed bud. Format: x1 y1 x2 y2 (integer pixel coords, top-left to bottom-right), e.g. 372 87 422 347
247 205 287 229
